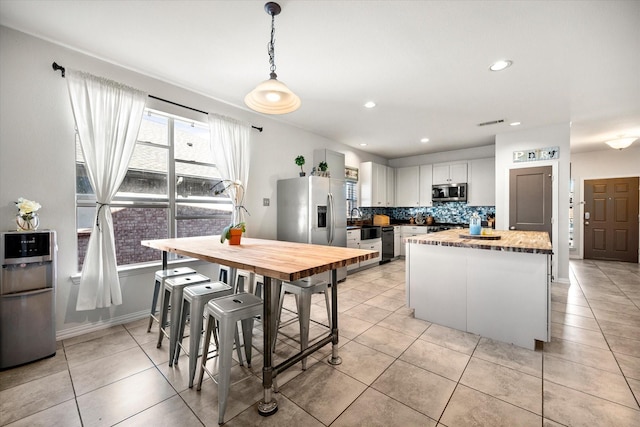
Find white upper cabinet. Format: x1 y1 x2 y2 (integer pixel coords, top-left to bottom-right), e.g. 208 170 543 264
419 164 433 206
395 164 433 207
386 166 395 206
467 157 495 206
433 162 468 185
360 161 388 207
395 166 420 207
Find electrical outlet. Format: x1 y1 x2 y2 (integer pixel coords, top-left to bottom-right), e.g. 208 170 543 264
263 198 270 206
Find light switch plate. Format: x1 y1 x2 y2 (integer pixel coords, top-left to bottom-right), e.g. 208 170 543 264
263 198 270 206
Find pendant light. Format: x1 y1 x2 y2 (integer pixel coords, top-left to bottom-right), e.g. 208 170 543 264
244 2 300 114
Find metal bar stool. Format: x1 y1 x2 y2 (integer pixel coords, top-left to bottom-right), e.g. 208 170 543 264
274 276 331 370
157 273 211 366
173 281 237 388
218 265 262 296
197 292 263 425
147 267 197 332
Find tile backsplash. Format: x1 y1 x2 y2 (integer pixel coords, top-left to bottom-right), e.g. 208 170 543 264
360 202 496 225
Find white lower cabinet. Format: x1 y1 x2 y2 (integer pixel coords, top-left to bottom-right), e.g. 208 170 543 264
347 229 381 272
394 226 402 257
360 238 381 268
399 226 425 257
347 229 361 272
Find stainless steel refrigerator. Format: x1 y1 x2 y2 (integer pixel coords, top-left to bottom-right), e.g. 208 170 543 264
277 176 347 281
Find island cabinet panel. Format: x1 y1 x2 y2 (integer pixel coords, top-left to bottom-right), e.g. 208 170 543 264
466 249 549 348
406 229 551 350
407 244 467 331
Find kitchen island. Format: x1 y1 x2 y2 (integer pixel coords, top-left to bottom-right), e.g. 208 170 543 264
405 229 552 350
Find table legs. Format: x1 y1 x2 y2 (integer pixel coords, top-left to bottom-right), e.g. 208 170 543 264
258 276 278 416
327 268 342 365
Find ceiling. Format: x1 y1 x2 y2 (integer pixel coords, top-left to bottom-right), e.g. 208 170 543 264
1 0 639 158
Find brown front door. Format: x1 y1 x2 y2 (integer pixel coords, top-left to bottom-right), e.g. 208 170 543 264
509 166 553 241
584 177 639 263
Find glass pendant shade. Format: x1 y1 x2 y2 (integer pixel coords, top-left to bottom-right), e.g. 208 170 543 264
244 73 300 114
605 137 637 150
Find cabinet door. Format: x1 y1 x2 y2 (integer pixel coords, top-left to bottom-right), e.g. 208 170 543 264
386 166 395 206
450 163 468 184
432 164 451 185
374 163 387 206
360 162 388 206
360 240 381 267
359 162 373 206
419 164 433 206
467 158 495 206
395 166 420 207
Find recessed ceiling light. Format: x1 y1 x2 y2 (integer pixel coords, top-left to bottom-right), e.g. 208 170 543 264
489 60 513 71
364 101 376 109
509 122 521 126
360 143 367 146
420 138 429 143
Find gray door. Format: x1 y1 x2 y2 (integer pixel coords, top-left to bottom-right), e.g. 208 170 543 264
584 177 639 263
509 166 553 241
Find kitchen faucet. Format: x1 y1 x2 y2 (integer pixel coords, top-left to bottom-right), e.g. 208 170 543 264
349 208 360 223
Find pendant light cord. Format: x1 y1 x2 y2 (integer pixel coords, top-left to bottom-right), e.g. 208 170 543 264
268 13 277 77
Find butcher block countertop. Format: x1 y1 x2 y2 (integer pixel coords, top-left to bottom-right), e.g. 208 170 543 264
405 229 552 255
142 236 378 282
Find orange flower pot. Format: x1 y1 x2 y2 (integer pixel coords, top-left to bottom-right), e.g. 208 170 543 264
228 228 243 245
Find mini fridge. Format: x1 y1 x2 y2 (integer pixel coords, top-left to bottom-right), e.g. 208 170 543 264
0 231 57 369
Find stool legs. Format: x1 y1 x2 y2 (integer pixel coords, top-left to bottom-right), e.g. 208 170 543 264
157 287 170 349
147 277 161 332
217 315 236 425
297 292 311 370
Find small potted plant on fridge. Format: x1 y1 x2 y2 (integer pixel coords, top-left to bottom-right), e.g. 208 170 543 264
318 161 329 177
295 155 306 177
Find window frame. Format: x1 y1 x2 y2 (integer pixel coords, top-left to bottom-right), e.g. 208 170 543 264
75 108 233 270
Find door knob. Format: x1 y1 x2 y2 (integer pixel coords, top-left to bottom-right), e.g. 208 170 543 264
585 221 589 226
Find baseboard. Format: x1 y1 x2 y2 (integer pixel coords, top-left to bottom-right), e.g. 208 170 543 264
56 310 149 341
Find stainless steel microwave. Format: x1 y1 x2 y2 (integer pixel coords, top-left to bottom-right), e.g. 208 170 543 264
432 183 467 202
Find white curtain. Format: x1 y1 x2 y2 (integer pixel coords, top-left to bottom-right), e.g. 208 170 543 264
208 114 252 224
66 70 147 310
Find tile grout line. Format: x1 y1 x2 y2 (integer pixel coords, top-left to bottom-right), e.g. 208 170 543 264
568 261 640 412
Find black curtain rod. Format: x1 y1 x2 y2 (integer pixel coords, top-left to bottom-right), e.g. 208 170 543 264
52 62 263 132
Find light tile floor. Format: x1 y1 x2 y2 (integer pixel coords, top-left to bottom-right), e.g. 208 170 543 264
1 259 639 426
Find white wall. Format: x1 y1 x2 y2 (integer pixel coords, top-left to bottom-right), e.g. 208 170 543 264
0 26 385 338
570 146 640 260
495 123 571 283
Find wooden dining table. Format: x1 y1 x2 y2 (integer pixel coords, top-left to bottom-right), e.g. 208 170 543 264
141 235 377 416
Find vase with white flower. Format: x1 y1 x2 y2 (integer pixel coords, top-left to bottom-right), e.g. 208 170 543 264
212 179 249 245
15 197 41 231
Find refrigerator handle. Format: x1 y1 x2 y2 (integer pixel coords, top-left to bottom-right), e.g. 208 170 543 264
328 192 335 244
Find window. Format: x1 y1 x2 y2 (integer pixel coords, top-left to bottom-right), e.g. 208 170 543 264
76 109 232 269
346 179 359 218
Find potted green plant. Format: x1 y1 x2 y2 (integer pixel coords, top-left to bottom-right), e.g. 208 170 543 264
212 179 249 245
295 155 306 177
220 222 246 245
318 161 328 172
